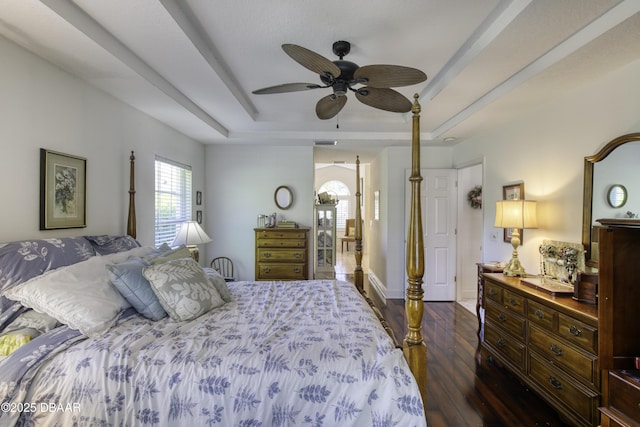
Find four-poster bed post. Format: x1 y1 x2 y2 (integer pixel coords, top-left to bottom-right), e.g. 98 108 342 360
127 150 137 239
404 94 427 403
354 156 364 292
352 94 427 409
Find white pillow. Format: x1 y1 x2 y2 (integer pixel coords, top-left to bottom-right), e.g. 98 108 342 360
3 246 155 337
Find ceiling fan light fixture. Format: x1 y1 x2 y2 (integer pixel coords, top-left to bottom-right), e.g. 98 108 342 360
315 140 338 146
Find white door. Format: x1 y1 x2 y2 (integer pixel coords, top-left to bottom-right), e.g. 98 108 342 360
405 169 458 301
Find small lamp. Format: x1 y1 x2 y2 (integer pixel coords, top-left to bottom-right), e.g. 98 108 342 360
495 200 538 277
171 221 212 262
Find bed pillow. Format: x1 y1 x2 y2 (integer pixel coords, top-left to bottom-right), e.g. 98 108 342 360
203 267 233 302
146 246 192 264
85 235 140 255
3 246 155 337
143 258 224 322
106 257 167 321
5 310 58 333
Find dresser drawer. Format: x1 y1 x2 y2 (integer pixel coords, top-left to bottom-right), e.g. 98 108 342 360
485 324 525 371
257 248 305 262
257 263 306 280
557 313 597 353
503 289 526 316
529 353 599 426
486 300 525 340
257 238 306 248
609 370 640 423
528 300 555 332
528 324 598 387
484 280 503 304
258 230 308 240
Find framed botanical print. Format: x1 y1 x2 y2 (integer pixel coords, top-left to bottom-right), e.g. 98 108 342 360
40 149 87 230
502 182 524 243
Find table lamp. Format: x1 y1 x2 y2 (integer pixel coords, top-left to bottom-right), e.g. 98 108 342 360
171 221 212 262
494 200 538 276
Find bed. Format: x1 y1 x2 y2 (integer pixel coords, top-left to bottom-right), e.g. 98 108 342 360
0 96 427 426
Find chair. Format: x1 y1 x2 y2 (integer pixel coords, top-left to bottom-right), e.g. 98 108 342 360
340 219 357 253
210 256 235 282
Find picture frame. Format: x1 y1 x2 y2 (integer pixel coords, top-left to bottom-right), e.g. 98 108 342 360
196 191 202 206
40 149 87 230
502 182 524 243
196 210 202 224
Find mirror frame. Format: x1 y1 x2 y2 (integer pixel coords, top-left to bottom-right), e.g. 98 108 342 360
582 132 640 266
274 185 293 210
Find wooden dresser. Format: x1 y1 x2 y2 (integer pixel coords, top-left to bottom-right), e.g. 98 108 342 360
254 227 309 281
481 273 599 427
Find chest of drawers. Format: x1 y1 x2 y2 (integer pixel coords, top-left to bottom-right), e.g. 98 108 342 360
254 227 309 280
481 273 599 427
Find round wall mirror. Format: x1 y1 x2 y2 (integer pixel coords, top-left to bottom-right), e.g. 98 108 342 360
274 185 293 210
607 184 627 208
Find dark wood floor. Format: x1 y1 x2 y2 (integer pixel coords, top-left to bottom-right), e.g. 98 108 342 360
339 273 571 427
381 300 571 427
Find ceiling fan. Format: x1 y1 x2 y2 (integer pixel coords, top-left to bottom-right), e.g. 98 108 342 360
252 41 427 120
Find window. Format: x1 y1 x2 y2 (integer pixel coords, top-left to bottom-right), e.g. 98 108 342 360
318 180 350 229
155 157 192 247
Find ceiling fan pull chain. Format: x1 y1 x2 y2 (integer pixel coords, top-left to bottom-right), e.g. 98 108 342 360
336 114 339 129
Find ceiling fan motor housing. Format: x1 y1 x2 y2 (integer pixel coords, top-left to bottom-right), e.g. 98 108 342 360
320 60 359 95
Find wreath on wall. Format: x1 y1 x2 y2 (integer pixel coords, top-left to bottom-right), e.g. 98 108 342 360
467 186 482 209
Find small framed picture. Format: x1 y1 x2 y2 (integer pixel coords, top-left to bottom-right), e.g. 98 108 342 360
40 149 87 230
196 191 202 205
196 210 202 224
502 182 524 243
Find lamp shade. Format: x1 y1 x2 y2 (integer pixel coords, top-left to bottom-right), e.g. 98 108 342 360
495 200 538 229
171 221 212 246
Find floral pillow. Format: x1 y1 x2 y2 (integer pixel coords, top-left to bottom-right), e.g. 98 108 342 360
142 258 224 321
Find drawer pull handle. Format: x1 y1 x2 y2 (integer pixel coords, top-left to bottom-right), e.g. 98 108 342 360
264 253 272 258
488 288 496 296
498 312 507 322
568 325 582 336
534 309 544 319
294 253 301 258
263 268 271 273
550 344 563 356
509 298 518 306
548 376 562 390
497 337 506 347
293 268 301 273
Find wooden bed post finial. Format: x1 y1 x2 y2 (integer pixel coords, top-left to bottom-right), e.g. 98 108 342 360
127 151 137 239
354 155 364 292
404 93 427 408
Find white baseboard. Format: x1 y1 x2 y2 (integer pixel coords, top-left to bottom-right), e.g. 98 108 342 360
368 272 386 304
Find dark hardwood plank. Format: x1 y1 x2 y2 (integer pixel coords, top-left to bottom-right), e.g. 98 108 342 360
380 299 572 427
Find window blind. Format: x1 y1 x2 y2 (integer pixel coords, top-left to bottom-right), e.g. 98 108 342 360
154 156 192 247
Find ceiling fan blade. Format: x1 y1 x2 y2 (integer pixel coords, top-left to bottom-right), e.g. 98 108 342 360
316 94 347 120
354 65 427 88
252 82 322 95
355 87 412 113
282 44 341 78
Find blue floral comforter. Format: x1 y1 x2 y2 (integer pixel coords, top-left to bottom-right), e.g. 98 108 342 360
0 280 426 426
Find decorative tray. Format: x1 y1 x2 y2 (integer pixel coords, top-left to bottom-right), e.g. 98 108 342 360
520 277 574 296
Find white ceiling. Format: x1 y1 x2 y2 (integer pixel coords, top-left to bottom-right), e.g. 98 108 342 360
1 0 639 162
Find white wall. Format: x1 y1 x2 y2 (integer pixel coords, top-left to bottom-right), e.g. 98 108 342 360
452 59 640 274
0 35 204 247
204 145 315 280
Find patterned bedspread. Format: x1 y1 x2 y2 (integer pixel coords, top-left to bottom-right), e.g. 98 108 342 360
1 280 426 426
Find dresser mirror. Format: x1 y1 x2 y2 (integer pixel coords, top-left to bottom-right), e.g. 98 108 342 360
274 185 293 210
582 133 640 266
